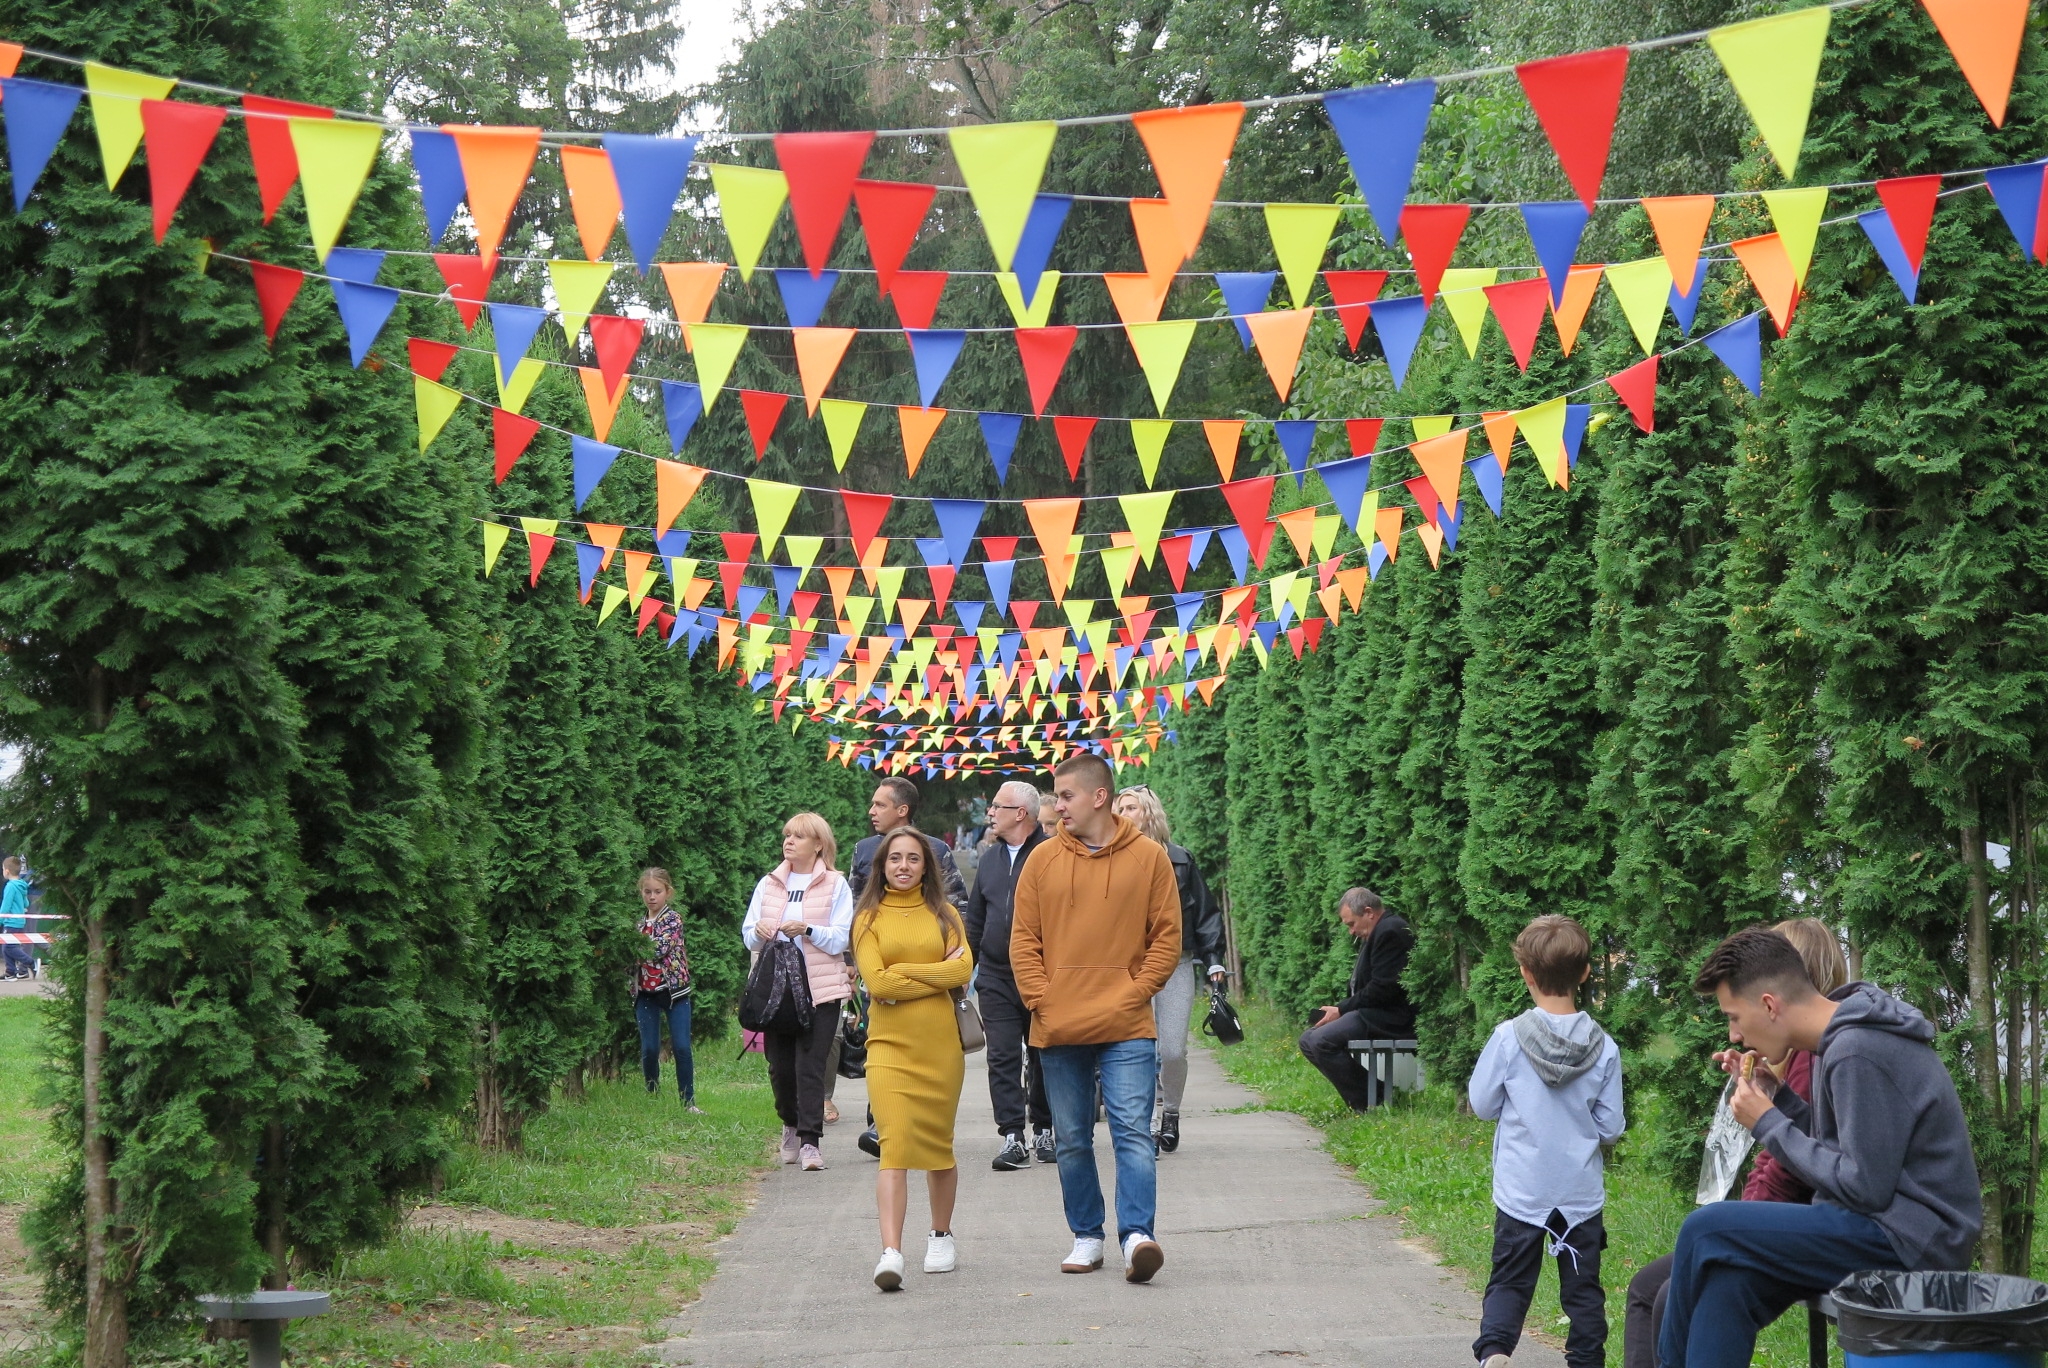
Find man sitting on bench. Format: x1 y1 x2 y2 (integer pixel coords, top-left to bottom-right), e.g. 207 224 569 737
1297 888 1414 1110
1659 929 1982 1368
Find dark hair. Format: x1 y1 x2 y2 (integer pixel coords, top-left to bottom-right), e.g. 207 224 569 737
1693 927 1818 1001
1053 752 1114 795
854 828 964 951
1514 914 1591 998
875 776 919 816
1339 887 1383 917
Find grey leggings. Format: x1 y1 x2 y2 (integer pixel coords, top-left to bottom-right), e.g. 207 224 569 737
1151 957 1197 1113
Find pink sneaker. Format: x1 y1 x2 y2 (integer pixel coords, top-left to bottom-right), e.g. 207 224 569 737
779 1126 799 1165
800 1143 825 1171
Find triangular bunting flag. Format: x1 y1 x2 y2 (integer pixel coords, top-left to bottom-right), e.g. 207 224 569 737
1482 411 1517 472
249 261 304 343
332 281 399 368
947 121 1059 269
662 380 703 452
1129 197 1184 286
853 179 937 294
408 128 467 246
413 377 463 452
1858 208 1922 304
1126 319 1197 413
710 163 790 281
907 329 967 409
1643 195 1715 294
2 78 84 212
688 322 750 409
1702 312 1764 396
897 405 946 477
1215 271 1275 348
889 270 948 330
1876 175 1941 272
1920 0 2028 126
589 314 643 397
603 134 700 273
1104 272 1170 327
1246 308 1313 400
1131 419 1172 487
560 145 622 261
487 302 548 382
578 366 625 441
1264 203 1342 308
747 478 802 557
1315 453 1374 534
741 389 790 458
1220 476 1278 567
1053 416 1096 480
775 130 873 274
979 412 1026 484
1762 186 1828 286
842 490 893 560
1515 47 1629 207
434 252 491 329
1517 396 1568 487
493 408 540 483
83 63 175 188
549 258 614 341
1521 200 1590 305
1707 7 1831 178
1400 204 1470 306
1324 269 1387 350
1011 195 1071 307
1131 102 1244 259
1729 232 1800 335
1016 326 1077 415
141 99 225 242
1324 79 1436 244
1372 295 1429 389
774 267 839 329
1439 268 1496 357
1606 256 1673 354
290 118 384 261
244 94 331 225
996 271 1060 327
447 124 542 264
1484 276 1549 371
1204 419 1243 481
1551 264 1603 355
573 434 622 510
794 327 856 414
655 459 708 534
1607 355 1658 431
1022 498 1082 600
821 398 867 470
1118 491 1175 566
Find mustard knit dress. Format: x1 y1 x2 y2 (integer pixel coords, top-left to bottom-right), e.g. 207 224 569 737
854 888 974 1171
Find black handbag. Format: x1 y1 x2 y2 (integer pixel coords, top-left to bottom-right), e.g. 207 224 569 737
837 986 870 1078
1200 986 1244 1045
738 938 814 1035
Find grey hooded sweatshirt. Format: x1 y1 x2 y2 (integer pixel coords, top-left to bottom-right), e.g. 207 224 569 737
1752 982 1982 1270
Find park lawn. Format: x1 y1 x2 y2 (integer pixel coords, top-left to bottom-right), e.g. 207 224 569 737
1214 998 1821 1368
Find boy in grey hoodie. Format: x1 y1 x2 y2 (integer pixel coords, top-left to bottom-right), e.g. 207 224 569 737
1660 928 1983 1368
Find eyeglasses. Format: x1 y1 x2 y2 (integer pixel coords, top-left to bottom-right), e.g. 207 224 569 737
988 802 1029 813
1121 785 1153 797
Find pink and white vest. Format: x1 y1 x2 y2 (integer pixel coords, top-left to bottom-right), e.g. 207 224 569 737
753 863 853 1004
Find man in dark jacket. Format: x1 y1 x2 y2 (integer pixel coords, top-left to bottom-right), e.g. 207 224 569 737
848 776 967 908
964 779 1054 1169
1297 888 1415 1110
1659 928 1981 1368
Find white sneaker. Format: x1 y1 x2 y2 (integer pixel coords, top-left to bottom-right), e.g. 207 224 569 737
1481 1356 1513 1368
1060 1236 1105 1273
873 1247 904 1291
779 1125 799 1165
924 1231 957 1273
799 1143 824 1171
1122 1231 1164 1283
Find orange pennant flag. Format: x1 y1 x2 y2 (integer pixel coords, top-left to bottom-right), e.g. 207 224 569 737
682 574 714 610
1412 429 1470 515
1245 307 1312 402
1203 419 1243 481
1130 102 1243 260
897 405 947 477
1730 232 1800 335
1551 263 1604 355
1023 498 1082 602
1416 520 1445 568
1481 411 1518 473
821 564 856 615
1920 0 2029 126
1104 271 1169 327
586 522 625 572
1642 195 1715 294
860 536 889 590
1374 506 1405 562
659 263 727 343
560 145 622 262
793 327 856 415
446 125 542 266
1129 198 1184 288
1337 565 1369 612
655 459 708 536
579 366 626 441
1274 507 1317 564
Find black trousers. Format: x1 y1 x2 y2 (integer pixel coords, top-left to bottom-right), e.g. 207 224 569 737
1475 1208 1607 1368
764 1000 841 1145
978 970 1051 1136
1624 1252 1674 1368
1297 1007 1413 1110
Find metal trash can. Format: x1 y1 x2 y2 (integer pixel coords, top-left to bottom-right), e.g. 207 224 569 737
1834 1271 2048 1368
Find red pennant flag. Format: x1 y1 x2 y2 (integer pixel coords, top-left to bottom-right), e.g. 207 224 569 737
249 261 304 344
889 270 947 330
1302 618 1327 653
1323 270 1387 350
434 253 493 330
1159 534 1193 590
142 100 227 242
740 390 790 459
720 533 758 565
1483 275 1551 372
1220 476 1278 568
493 408 540 483
792 590 822 624
242 94 331 224
1920 0 2029 126
1875 175 1941 272
854 179 937 294
1404 475 1441 526
1606 354 1658 432
718 560 747 610
1345 418 1383 456
636 593 664 636
1053 415 1097 481
588 314 643 398
776 131 874 275
927 565 956 616
980 536 1019 563
526 532 557 586
1514 47 1630 208
407 337 459 381
1399 206 1470 307
1015 326 1077 416
1011 601 1041 630
841 490 893 561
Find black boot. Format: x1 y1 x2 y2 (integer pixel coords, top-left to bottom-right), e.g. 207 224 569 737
1156 1109 1180 1153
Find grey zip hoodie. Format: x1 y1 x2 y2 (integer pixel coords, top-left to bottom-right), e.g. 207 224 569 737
1752 982 1982 1270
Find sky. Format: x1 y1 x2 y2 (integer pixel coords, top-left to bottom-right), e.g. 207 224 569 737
672 0 751 100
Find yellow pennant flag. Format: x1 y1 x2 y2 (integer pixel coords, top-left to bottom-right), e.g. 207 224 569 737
413 376 464 452
1517 396 1569 488
1708 7 1832 178
495 357 545 415
1762 186 1828 287
1098 546 1137 593
687 323 749 410
1117 490 1175 566
549 259 614 342
1263 202 1343 308
84 63 175 188
597 584 629 624
709 163 789 281
1605 256 1674 355
947 121 1059 269
482 522 511 576
746 479 801 559
820 398 867 471
997 272 1060 328
290 118 386 262
876 564 907 618
1439 268 1497 357
1130 419 1173 486
1411 414 1455 442
1126 320 1197 414
1312 513 1342 562
784 535 824 577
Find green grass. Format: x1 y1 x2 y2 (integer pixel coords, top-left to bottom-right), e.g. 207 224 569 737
0 996 60 1207
1214 998 1821 1368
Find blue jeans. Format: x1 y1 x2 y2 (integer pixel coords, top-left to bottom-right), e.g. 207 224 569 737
1658 1200 1901 1368
2 937 29 977
1040 1037 1158 1243
635 990 694 1102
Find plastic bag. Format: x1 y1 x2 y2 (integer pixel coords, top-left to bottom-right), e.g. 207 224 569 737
1834 1271 2048 1355
1694 1078 1755 1205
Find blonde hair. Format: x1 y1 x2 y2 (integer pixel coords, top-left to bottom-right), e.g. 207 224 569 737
1114 787 1171 845
638 867 674 904
783 812 838 871
1772 917 1848 995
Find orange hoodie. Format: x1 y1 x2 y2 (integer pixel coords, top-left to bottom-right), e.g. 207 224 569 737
1009 814 1182 1047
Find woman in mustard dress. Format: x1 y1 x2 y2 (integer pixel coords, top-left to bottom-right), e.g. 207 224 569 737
852 827 973 1290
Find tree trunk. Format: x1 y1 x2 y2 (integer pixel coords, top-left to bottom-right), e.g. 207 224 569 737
561 1059 587 1105
261 1122 288 1290
475 1021 520 1153
82 903 127 1368
1961 790 2006 1272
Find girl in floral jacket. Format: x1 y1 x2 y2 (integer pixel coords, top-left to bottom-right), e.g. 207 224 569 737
635 868 700 1112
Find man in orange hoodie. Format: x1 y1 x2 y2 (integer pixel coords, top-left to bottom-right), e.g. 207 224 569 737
1011 753 1183 1284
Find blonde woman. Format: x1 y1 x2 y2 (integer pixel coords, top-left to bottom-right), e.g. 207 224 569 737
1110 785 1225 1154
634 868 700 1113
853 828 973 1289
743 813 855 1171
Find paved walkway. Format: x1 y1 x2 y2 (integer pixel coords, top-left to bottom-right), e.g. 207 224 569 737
655 1042 1561 1368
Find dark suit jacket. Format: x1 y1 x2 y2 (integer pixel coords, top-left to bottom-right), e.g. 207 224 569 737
1336 913 1415 1027
962 827 1048 977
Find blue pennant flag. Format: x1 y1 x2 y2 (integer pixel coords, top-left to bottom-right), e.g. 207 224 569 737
736 584 769 620
1669 261 1709 334
998 632 1022 670
489 302 549 382
1012 195 1071 308
1254 620 1283 654
1215 271 1277 349
332 281 399 368
1701 312 1763 397
1469 456 1504 518
774 268 839 328
933 498 986 567
408 129 466 245
1521 201 1590 306
2 79 84 212
1368 541 1388 579
1313 454 1374 534
326 247 385 285
1217 525 1250 585
666 610 692 649
576 543 605 601
1983 161 2046 257
572 434 622 509
1858 209 1921 304
984 560 1014 617
1172 591 1205 633
772 564 803 616
915 537 949 568
1371 295 1430 389
656 530 692 558
1563 403 1591 471
1275 599 1296 630
1322 79 1437 245
661 380 703 452
603 133 702 274
979 412 1025 484
1275 420 1317 489
955 601 986 633
1185 526 1215 571
1442 496 1465 551
907 330 967 408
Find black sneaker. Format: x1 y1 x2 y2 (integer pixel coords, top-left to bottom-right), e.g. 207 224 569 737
858 1126 881 1159
1033 1130 1057 1165
1157 1109 1180 1154
992 1133 1029 1171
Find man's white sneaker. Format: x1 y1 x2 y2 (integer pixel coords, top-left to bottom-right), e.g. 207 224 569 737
924 1231 957 1273
1060 1236 1105 1273
873 1247 905 1291
1122 1232 1164 1283
779 1125 799 1165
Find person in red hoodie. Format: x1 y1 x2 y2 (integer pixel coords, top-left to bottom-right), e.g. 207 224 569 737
1621 918 1847 1368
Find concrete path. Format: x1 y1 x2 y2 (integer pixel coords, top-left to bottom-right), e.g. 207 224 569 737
655 1042 1561 1368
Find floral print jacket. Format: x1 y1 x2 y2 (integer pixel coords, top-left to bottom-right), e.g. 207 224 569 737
634 906 692 998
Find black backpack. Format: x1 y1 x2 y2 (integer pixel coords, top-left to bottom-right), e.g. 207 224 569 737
738 938 815 1035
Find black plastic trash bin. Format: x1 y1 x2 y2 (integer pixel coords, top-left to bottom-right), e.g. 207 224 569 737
1834 1271 2048 1368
